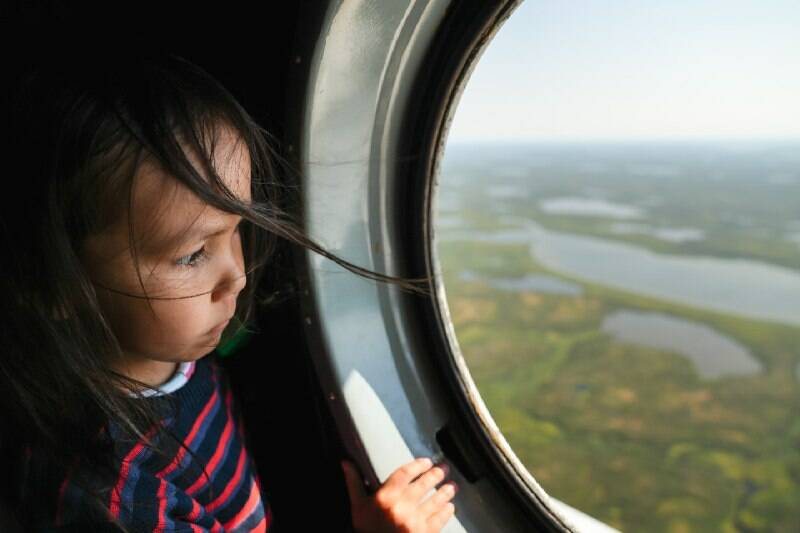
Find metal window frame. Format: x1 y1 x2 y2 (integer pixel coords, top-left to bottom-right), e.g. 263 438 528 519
287 0 615 530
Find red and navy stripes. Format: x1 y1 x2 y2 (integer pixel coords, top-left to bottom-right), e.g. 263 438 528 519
55 355 271 532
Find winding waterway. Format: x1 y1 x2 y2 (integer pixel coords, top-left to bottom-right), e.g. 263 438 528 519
439 219 800 326
521 220 800 326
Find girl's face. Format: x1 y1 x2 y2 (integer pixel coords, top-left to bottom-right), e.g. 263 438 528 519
80 127 251 385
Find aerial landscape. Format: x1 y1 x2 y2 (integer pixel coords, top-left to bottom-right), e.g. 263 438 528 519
434 141 800 532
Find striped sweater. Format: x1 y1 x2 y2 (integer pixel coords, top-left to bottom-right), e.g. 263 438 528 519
52 354 272 532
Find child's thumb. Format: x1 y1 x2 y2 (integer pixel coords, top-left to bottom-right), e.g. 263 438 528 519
340 460 366 503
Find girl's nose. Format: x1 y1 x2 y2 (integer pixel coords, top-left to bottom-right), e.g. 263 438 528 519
222 266 247 293
213 262 246 304
213 234 247 300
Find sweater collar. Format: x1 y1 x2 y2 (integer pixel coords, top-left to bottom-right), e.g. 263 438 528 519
129 360 197 398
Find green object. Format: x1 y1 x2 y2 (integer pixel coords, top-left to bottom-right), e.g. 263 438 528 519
216 321 257 358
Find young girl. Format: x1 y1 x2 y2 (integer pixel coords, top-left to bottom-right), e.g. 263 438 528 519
0 50 457 532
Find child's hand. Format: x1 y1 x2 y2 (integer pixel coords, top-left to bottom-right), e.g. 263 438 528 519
341 457 457 533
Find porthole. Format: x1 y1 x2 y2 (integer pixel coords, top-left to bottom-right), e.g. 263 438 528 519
432 1 800 532
295 0 571 530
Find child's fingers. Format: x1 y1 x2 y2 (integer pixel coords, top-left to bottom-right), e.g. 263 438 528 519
404 462 449 502
427 502 456 531
417 481 457 518
384 457 434 490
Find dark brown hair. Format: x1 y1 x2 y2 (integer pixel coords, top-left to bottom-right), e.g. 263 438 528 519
0 49 429 529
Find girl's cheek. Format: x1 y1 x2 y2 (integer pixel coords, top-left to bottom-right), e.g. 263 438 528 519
144 265 210 295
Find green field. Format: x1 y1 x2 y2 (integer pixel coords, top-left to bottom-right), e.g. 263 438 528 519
435 142 800 532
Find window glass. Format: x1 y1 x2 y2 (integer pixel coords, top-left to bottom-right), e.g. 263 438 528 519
434 2 800 531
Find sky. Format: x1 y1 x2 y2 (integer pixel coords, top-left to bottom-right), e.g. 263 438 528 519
446 0 800 143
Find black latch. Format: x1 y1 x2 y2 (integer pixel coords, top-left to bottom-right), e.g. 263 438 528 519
436 422 484 483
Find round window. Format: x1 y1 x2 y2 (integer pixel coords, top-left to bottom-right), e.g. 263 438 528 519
433 1 800 531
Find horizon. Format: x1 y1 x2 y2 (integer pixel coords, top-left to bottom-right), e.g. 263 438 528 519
446 0 800 143
445 137 800 145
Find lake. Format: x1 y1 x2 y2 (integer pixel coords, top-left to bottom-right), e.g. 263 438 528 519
601 310 761 379
538 196 645 219
522 220 800 326
459 270 583 296
438 219 800 326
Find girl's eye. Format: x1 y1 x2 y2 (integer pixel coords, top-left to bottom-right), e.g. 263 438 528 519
175 247 209 268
